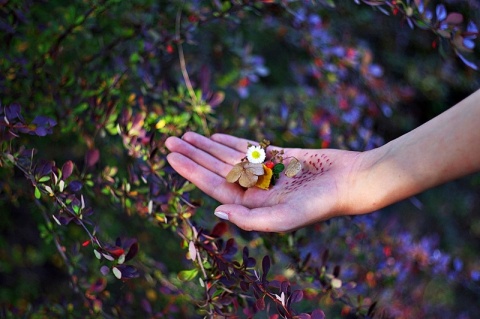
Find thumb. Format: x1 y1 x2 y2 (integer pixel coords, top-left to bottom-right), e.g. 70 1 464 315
214 204 295 232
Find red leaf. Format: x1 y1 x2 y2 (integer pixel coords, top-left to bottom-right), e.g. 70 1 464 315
255 296 265 310
107 247 125 258
210 221 228 238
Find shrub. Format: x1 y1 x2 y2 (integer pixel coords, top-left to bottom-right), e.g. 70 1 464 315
1 1 479 318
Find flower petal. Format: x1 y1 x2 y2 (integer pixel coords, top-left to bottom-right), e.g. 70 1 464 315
246 145 266 163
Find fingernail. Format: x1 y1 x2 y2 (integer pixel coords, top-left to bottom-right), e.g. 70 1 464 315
214 211 229 220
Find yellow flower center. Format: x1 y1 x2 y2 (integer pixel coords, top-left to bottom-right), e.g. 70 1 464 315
252 150 261 159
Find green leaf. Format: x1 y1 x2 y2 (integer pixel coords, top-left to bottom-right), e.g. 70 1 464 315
273 163 285 174
181 182 196 193
38 176 51 182
177 268 198 281
34 186 41 199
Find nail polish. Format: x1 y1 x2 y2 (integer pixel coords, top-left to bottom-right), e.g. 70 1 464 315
214 211 229 220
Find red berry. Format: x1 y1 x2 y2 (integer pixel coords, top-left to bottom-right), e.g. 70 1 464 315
265 161 274 169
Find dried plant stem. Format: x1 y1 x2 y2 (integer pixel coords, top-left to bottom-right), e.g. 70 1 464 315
175 6 211 136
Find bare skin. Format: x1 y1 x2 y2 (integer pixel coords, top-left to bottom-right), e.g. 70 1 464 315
165 89 480 232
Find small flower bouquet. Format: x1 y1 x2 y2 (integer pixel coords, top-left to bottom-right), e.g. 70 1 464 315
226 140 301 190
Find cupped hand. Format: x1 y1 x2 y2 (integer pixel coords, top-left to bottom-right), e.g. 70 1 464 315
165 132 363 232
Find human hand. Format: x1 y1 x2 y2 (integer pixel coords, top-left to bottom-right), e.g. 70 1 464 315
165 132 365 232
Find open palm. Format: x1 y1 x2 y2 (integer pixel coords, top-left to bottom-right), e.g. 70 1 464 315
165 132 362 232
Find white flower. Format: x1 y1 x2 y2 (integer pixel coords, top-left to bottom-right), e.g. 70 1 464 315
246 145 266 163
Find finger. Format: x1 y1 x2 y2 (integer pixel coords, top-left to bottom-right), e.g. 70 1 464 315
211 133 284 154
181 132 245 165
167 152 243 204
166 136 233 177
214 204 305 232
210 133 255 153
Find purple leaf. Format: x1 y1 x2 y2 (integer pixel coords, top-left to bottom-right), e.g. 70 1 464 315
34 127 48 136
289 289 304 303
32 115 56 136
125 241 139 262
200 64 211 93
58 215 74 225
207 91 225 108
321 249 329 266
62 160 74 179
223 238 237 258
280 280 289 294
445 13 463 25
116 264 140 279
246 257 256 268
311 309 326 319
141 299 152 314
240 281 250 292
82 207 93 217
68 180 83 192
463 38 475 50
32 115 57 127
416 1 424 14
4 103 23 122
85 148 100 167
262 255 270 278
35 160 54 177
436 4 446 21
100 265 110 276
465 21 478 39
456 52 478 70
242 246 249 263
333 265 341 277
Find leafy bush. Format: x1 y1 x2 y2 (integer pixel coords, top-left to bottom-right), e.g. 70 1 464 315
1 0 479 318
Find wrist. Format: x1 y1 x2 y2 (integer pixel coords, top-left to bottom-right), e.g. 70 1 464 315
342 145 395 215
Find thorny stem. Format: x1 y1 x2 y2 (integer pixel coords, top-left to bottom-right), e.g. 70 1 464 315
13 157 103 249
34 199 93 306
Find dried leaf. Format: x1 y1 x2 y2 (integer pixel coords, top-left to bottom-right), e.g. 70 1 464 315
188 240 196 261
244 162 264 175
239 169 258 187
226 163 244 183
285 157 301 177
226 162 264 188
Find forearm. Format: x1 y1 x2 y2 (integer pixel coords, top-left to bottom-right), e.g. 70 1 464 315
349 89 480 214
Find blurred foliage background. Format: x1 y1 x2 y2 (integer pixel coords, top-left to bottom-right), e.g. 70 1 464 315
1 0 479 318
